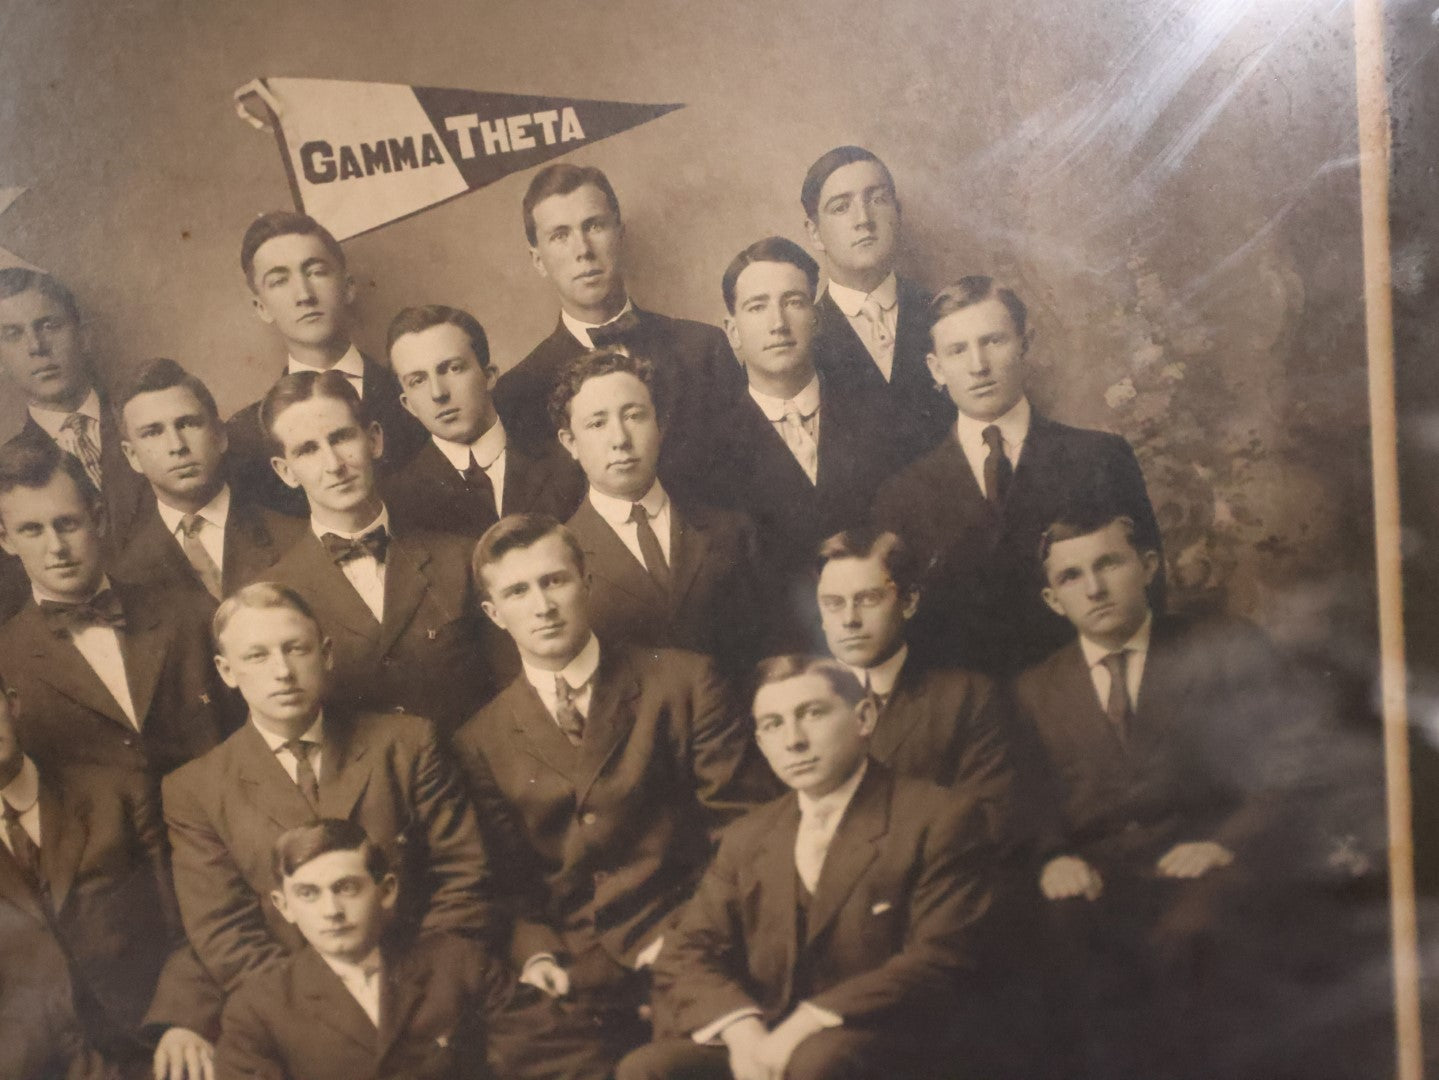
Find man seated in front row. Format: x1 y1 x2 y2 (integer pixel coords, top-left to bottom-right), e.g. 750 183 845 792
619 656 992 1080
215 819 511 1080
453 514 780 1078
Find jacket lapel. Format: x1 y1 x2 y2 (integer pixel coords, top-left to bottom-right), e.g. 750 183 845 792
320 715 373 819
376 944 427 1062
117 586 168 727
507 681 583 786
296 947 378 1051
572 501 665 606
866 658 928 766
15 605 132 729
805 764 889 945
0 842 45 923
667 504 711 610
575 647 640 802
377 533 432 658
294 534 383 642
234 724 321 830
750 799 802 1012
38 775 87 914
1055 643 1127 754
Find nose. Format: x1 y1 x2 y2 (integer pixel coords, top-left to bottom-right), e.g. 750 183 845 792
321 889 344 918
534 585 560 618
854 198 876 230
573 229 595 261
266 650 296 682
294 274 317 305
24 326 47 356
611 418 634 450
783 719 809 753
317 442 344 474
1083 570 1107 599
967 343 991 376
162 424 187 456
429 377 449 404
841 600 862 628
44 525 70 560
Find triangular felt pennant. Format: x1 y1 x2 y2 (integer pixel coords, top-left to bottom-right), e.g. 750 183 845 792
237 77 683 242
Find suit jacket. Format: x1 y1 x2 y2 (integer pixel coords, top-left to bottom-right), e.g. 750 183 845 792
6 399 153 550
215 934 507 1080
814 277 953 461
265 521 513 735
384 436 585 540
494 307 746 501
0 764 181 1054
565 496 776 674
653 762 990 1037
692 380 905 580
163 711 496 997
452 643 780 971
1011 613 1285 867
225 352 429 517
0 582 239 777
873 412 1162 674
109 487 306 602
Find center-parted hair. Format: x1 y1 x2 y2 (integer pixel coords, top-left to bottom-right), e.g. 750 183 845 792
800 146 897 220
522 163 622 247
751 654 867 713
815 527 922 597
213 581 324 648
0 439 101 514
0 267 82 326
926 276 1029 345
240 211 347 287
259 369 372 456
471 514 587 601
386 305 492 373
271 818 390 886
721 236 821 315
1037 505 1146 572
116 358 221 425
547 346 665 435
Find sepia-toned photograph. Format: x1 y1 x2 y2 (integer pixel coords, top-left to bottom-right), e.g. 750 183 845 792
0 0 1419 1076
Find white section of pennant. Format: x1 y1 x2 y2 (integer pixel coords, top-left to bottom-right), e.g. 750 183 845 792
265 78 468 242
0 188 39 271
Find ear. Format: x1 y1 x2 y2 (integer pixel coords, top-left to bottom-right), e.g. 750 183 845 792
214 652 238 690
854 695 878 738
724 316 742 355
321 636 335 673
900 588 920 621
251 293 276 327
0 523 15 559
529 245 549 281
1140 549 1161 588
557 424 578 461
271 888 295 925
1041 584 1067 619
120 437 143 475
803 215 824 253
925 351 945 387
398 390 420 422
215 422 230 458
342 273 357 308
377 873 399 913
365 421 385 463
270 455 301 490
479 597 505 631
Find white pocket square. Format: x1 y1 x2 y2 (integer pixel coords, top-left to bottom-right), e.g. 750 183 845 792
870 901 893 915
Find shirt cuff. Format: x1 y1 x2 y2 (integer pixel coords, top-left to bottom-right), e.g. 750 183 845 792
520 953 559 978
692 1007 763 1045
796 1001 843 1029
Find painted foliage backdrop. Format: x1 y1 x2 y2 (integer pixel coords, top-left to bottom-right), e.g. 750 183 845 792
0 0 1375 654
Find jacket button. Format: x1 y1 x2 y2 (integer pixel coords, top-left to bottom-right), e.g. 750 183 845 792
392 705 407 714
580 812 598 826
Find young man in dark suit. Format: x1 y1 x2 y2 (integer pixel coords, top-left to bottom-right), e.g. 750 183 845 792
873 276 1162 674
619 655 992 1080
693 237 904 585
0 441 236 778
260 369 510 734
385 304 584 538
553 345 774 673
802 147 951 459
453 515 779 1077
494 164 745 497
163 583 496 1009
113 358 303 603
225 212 427 516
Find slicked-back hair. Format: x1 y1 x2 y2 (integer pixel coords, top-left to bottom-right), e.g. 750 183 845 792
548 346 665 434
0 439 101 518
0 267 81 326
816 528 921 597
386 305 492 373
213 581 323 651
927 276 1029 345
259 369 372 456
800 146 896 221
271 818 390 887
522 163 621 247
1037 507 1147 572
472 513 586 601
240 211 346 288
721 237 821 315
751 654 867 714
116 357 221 425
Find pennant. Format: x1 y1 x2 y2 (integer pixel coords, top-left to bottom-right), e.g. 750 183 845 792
0 188 40 271
235 77 683 242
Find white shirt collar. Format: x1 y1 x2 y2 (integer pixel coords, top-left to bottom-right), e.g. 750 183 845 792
561 298 634 349
1078 612 1153 669
32 573 112 608
310 505 389 544
251 711 325 753
522 633 601 698
826 273 898 318
28 388 102 440
797 757 869 823
955 395 1031 459
431 418 506 473
588 480 667 528
288 344 366 389
748 375 821 423
320 946 383 987
155 483 232 536
846 643 909 698
0 756 39 814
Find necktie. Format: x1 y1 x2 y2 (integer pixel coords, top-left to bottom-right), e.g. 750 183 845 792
2 800 43 894
39 588 126 635
858 295 894 348
795 804 836 893
779 401 819 485
981 424 1012 504
57 413 103 490
628 503 671 593
553 675 585 746
321 526 389 565
588 309 642 348
284 739 321 811
863 670 889 713
463 452 498 515
1100 651 1133 742
179 514 223 601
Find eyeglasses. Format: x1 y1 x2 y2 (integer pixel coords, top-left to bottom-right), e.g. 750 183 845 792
817 585 896 613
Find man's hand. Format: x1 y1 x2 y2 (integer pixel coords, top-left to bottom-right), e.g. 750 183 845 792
1156 841 1234 880
518 955 570 998
153 1027 214 1080
755 1007 828 1077
720 1015 775 1080
1040 855 1103 900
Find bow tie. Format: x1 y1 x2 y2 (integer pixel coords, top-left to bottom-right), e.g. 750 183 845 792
320 526 389 565
40 589 126 634
588 309 641 348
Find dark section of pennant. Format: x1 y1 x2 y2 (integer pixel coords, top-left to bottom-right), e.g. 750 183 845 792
410 87 682 191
